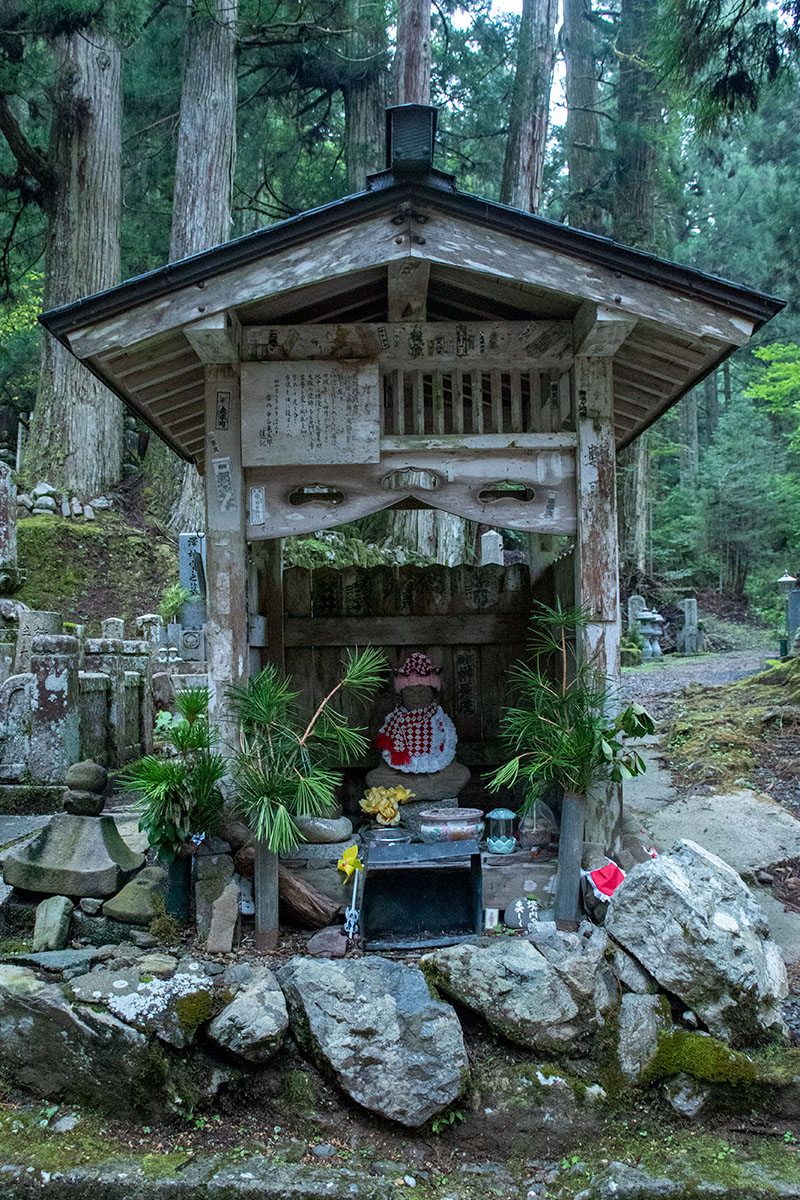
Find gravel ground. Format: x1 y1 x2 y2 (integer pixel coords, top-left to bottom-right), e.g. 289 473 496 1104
621 649 769 719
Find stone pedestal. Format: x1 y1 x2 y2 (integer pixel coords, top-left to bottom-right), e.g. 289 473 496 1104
3 813 144 897
365 759 470 801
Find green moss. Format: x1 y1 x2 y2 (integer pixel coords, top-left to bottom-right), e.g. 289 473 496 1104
174 989 214 1033
418 958 445 1001
644 1030 757 1085
280 1069 318 1114
0 939 30 955
16 511 177 627
141 1151 191 1179
148 896 182 946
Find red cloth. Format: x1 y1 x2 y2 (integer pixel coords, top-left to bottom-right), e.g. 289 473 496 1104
393 651 442 692
587 861 625 899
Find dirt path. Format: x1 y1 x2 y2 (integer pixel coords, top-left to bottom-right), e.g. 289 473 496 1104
621 649 769 719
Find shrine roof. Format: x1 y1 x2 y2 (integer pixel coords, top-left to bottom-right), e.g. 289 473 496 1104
39 165 785 468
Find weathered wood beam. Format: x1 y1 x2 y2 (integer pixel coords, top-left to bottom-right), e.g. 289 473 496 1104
574 355 622 853
241 321 574 367
66 213 409 358
204 362 248 728
418 211 755 346
184 310 240 363
574 303 637 358
387 258 430 322
284 614 529 647
380 432 577 451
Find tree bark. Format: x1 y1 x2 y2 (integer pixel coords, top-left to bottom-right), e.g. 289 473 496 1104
563 0 604 233
393 0 431 104
500 0 558 214
613 0 663 253
679 391 699 485
144 0 238 531
343 0 386 192
24 31 123 496
619 433 648 584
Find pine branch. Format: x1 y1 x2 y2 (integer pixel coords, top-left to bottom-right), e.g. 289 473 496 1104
0 95 54 200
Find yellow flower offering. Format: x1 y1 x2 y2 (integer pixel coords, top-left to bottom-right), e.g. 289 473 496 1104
360 785 415 827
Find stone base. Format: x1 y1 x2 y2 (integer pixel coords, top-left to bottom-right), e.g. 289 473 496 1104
2 814 145 897
365 759 470 801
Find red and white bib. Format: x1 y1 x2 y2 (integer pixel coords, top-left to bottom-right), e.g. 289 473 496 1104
376 702 457 773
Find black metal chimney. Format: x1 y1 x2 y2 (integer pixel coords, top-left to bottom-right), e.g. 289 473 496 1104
385 104 438 178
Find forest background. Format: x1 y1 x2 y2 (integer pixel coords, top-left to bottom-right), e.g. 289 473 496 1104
1 0 800 631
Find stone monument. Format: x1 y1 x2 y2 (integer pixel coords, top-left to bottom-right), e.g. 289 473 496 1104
366 652 470 802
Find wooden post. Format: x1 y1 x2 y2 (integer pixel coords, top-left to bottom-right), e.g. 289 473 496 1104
204 362 248 733
574 354 622 852
252 537 285 672
254 838 279 951
554 791 586 931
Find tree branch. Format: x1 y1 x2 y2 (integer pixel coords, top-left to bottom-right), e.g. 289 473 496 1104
0 95 54 200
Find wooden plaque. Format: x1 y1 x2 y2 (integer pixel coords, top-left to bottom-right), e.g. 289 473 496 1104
240 360 380 466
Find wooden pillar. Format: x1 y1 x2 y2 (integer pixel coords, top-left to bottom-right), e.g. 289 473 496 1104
204 363 248 734
574 354 622 852
250 537 285 671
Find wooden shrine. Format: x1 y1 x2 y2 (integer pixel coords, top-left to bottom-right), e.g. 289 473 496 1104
41 105 784 854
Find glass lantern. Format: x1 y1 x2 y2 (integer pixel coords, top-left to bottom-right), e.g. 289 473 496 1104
485 807 516 854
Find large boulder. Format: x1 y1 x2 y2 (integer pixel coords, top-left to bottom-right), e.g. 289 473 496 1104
424 936 606 1052
616 994 673 1084
0 964 224 1118
207 966 288 1062
606 839 787 1044
69 961 218 1048
2 814 144 897
277 956 468 1126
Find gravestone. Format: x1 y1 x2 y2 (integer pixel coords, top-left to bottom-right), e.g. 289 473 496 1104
101 617 124 640
480 530 504 566
627 595 646 633
14 610 60 673
178 533 207 661
0 463 20 594
677 598 702 654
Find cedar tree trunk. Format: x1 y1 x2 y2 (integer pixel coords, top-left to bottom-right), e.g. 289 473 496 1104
343 0 386 192
563 0 604 232
144 0 238 531
500 0 558 213
24 31 123 496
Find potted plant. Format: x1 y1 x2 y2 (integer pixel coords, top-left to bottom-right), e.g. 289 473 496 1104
119 685 227 918
487 602 653 929
227 647 386 948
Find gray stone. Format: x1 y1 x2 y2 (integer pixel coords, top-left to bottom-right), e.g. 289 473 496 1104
129 929 158 948
71 911 149 947
195 836 232 856
79 897 103 915
206 879 240 954
3 814 144 898
218 813 252 851
365 760 470 802
606 839 788 1043
207 966 288 1062
60 495 70 518
32 895 74 952
139 953 178 979
504 896 540 929
63 789 105 817
16 493 33 510
83 504 95 521
65 760 108 794
575 1162 680 1200
52 1114 80 1133
91 496 113 510
70 497 82 518
617 993 672 1083
425 937 593 1053
312 1144 337 1159
307 925 348 957
69 962 216 1048
0 963 227 1118
32 482 59 499
31 495 57 513
2 948 112 975
665 1072 712 1118
103 865 167 924
278 955 468 1126
223 962 256 991
195 853 235 940
608 939 657 994
294 815 353 844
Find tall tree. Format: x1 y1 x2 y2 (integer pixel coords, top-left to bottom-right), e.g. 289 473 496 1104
144 0 238 531
613 0 669 582
0 13 125 496
343 0 386 192
393 0 430 104
499 0 558 213
562 0 605 232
